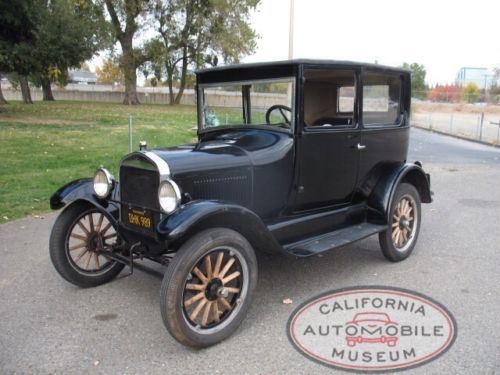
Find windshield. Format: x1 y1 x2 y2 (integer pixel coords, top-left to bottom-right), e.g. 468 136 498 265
199 77 295 131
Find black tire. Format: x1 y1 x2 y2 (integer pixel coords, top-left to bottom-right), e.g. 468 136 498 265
49 201 125 288
379 183 421 262
160 228 258 348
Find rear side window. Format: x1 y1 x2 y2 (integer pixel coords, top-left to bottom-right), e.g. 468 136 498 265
362 73 401 126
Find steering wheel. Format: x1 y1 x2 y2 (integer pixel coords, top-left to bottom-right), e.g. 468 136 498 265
265 104 292 126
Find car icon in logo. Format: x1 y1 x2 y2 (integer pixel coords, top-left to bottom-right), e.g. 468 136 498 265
345 312 398 347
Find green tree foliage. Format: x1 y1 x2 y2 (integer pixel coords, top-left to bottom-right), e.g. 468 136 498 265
0 0 108 103
149 0 259 104
402 62 427 99
95 56 125 84
30 0 110 101
103 0 151 104
0 0 38 103
461 82 479 103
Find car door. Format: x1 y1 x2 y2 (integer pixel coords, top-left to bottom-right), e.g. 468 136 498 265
293 68 361 211
357 70 410 185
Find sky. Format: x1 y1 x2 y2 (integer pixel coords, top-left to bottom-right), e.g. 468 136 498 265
244 0 500 85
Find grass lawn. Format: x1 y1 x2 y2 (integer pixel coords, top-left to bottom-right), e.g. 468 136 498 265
0 101 197 222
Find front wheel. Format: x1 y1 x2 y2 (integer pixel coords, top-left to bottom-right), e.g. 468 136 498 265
160 228 258 348
49 201 125 287
379 183 421 262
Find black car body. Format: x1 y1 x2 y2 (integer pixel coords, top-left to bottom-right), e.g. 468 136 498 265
49 60 431 347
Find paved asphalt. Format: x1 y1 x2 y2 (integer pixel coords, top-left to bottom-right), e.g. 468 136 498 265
1 128 499 374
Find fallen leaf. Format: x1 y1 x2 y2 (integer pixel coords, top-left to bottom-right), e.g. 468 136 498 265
2 216 8 220
283 298 293 305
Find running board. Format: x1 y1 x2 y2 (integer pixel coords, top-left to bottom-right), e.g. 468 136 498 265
283 223 387 257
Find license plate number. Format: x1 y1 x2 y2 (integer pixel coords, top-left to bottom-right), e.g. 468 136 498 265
127 208 152 230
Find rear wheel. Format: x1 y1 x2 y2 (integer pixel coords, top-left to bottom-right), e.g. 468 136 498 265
379 183 421 262
160 228 258 348
49 201 125 287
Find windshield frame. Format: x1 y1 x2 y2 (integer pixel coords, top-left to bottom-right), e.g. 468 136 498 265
197 77 296 134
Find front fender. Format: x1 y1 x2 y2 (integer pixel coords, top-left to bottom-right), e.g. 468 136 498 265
50 178 119 222
368 162 432 222
158 200 283 254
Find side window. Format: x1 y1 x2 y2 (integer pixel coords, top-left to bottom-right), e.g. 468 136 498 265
303 69 356 128
337 86 355 113
362 73 401 126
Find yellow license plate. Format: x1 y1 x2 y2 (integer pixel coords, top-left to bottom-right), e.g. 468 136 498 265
127 209 152 229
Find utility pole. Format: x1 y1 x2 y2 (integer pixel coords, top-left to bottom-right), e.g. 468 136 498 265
288 0 294 60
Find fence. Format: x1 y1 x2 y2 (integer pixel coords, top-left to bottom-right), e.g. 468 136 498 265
412 110 500 145
1 83 286 107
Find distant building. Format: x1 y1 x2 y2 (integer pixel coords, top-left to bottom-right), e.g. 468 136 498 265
455 67 495 89
68 70 97 84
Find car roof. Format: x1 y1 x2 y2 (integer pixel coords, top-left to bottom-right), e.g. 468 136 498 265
196 59 409 75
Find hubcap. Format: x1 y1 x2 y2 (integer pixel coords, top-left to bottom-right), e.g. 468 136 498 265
183 249 244 329
391 195 417 251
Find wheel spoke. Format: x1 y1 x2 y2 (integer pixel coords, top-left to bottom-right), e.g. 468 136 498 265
392 222 399 228
192 266 208 284
85 251 93 269
88 214 94 232
69 242 86 251
225 287 240 294
218 257 235 279
218 296 232 311
96 214 104 232
103 233 117 241
222 271 240 285
77 221 90 235
101 222 112 235
212 301 220 322
402 229 408 243
70 233 87 241
201 301 212 327
190 298 207 321
392 227 400 241
185 292 205 307
74 248 88 263
395 230 402 247
204 255 212 279
186 283 205 291
94 253 100 269
213 252 224 277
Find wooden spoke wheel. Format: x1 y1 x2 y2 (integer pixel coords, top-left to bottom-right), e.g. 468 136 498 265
65 210 117 274
160 228 257 348
183 249 244 329
379 183 421 262
50 201 125 287
391 195 417 251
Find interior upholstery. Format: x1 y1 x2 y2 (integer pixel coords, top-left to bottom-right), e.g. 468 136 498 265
303 70 355 127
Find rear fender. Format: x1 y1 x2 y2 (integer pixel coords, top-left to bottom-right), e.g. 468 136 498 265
158 200 283 254
367 163 432 223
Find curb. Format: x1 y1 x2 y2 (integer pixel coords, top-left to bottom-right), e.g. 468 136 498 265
411 124 500 149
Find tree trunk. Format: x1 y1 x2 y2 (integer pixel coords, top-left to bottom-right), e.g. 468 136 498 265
166 63 175 105
174 47 188 105
19 76 33 104
0 80 8 104
121 44 140 105
41 77 55 101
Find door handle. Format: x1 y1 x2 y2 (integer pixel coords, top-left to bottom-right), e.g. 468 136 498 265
356 143 366 150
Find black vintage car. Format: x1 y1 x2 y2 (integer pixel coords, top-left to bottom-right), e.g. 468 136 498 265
49 60 431 348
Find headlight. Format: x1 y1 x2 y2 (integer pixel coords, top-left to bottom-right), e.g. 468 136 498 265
158 180 181 214
93 168 114 198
